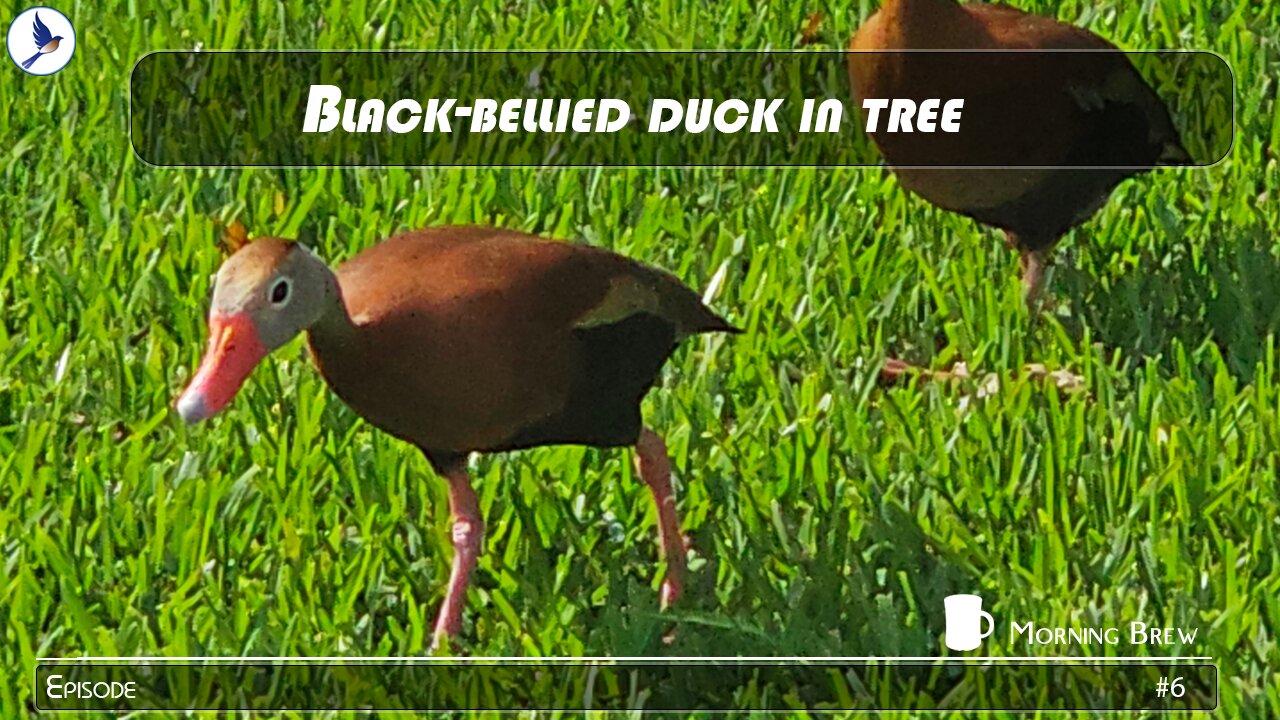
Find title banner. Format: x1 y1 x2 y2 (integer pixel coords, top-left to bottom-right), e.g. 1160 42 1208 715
129 51 1233 168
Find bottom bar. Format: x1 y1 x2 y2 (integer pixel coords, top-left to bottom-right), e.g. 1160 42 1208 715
34 659 1217 712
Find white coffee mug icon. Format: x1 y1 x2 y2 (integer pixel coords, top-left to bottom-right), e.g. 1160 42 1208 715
944 594 994 651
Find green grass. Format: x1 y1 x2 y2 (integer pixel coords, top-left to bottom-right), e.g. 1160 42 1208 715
2 0 1279 717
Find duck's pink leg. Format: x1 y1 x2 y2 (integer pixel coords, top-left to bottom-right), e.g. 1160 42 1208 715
635 427 685 609
432 465 483 650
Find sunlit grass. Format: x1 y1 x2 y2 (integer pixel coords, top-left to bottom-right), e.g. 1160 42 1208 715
1 0 1278 718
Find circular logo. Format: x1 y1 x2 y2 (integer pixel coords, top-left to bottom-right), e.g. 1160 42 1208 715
7 7 75 76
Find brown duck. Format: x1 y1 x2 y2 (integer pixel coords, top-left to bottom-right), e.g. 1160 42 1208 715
176 225 738 647
849 0 1189 307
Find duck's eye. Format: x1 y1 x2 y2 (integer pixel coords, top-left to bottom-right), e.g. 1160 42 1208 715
269 278 291 306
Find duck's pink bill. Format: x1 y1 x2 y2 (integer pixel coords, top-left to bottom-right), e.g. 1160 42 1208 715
176 312 267 424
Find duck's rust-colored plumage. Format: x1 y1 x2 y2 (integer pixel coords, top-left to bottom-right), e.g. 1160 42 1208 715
306 226 734 468
849 0 1188 303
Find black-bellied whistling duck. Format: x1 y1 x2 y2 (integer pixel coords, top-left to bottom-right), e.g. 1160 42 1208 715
849 0 1189 307
176 226 738 648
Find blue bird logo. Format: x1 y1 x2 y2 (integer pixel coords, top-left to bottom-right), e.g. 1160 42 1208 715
20 12 63 70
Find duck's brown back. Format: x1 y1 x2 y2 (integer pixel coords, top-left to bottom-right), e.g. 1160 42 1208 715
308 226 734 467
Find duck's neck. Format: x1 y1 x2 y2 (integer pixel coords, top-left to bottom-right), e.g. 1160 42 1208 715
884 0 974 45
304 272 372 410
307 273 359 352
890 0 964 16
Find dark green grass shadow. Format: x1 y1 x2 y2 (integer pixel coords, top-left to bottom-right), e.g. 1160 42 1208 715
1057 223 1280 379
551 471 971 658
